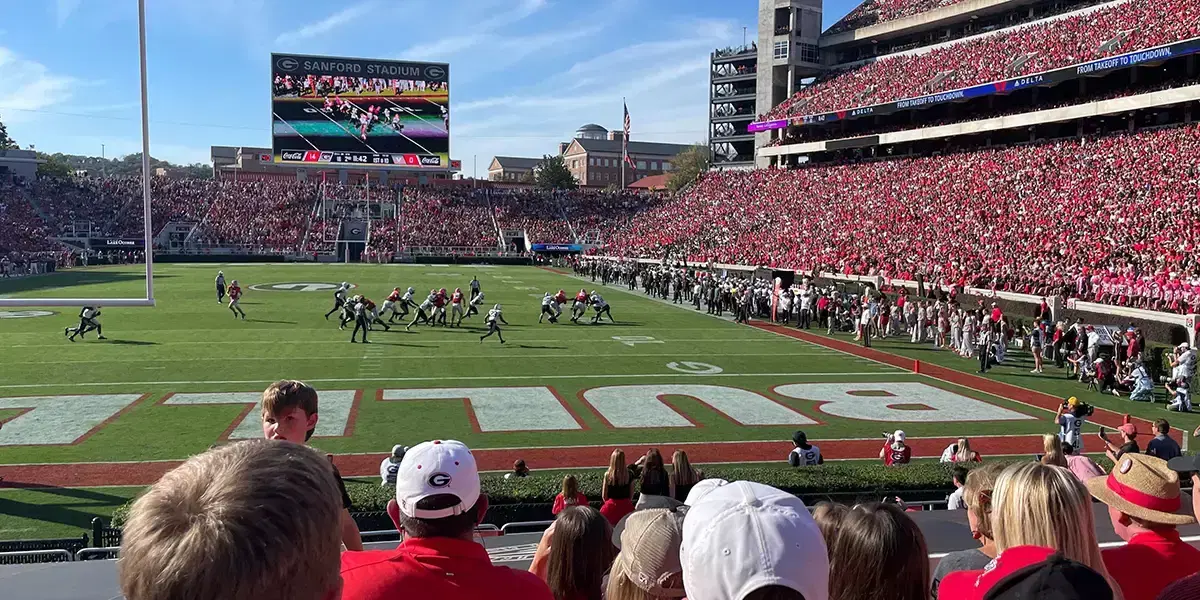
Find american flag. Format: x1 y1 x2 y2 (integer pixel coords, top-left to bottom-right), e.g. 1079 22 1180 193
623 101 635 169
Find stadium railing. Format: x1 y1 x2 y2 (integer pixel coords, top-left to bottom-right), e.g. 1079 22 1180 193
0 535 89 565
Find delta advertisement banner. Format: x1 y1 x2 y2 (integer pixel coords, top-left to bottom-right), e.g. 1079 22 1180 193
271 53 450 169
747 37 1200 132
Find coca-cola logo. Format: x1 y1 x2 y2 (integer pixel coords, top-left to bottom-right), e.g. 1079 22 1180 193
281 151 305 161
419 155 441 166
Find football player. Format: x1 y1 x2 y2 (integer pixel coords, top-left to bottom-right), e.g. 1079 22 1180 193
380 287 402 321
553 290 568 320
65 305 106 341
392 286 417 322
450 288 466 327
405 290 436 330
325 282 351 320
350 297 370 343
228 280 246 320
538 292 558 324
590 291 613 324
571 288 589 323
480 304 508 344
464 291 485 320
362 297 390 331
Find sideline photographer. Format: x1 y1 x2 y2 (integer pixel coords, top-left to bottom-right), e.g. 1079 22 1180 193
1054 396 1094 452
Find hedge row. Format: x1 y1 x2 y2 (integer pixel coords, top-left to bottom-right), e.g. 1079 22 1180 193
112 461 973 527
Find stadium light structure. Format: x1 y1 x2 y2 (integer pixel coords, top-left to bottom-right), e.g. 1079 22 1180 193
0 0 155 308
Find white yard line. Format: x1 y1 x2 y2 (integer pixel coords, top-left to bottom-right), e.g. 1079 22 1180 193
1 351 842 366
0 371 896 390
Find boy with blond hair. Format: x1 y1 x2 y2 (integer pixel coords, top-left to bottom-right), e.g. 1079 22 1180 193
119 439 344 600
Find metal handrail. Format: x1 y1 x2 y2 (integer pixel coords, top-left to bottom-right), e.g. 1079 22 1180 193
75 547 121 561
0 549 73 562
500 520 554 534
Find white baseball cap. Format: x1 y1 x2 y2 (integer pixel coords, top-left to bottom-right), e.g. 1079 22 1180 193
684 478 729 506
894 430 906 442
681 481 829 600
395 440 481 519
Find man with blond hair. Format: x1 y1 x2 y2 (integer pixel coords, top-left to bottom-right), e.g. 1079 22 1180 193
119 439 344 600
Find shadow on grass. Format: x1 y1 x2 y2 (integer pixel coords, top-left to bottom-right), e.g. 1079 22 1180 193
0 486 132 535
0 270 176 296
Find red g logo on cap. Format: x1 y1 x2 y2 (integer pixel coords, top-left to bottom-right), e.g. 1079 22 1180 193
428 472 452 488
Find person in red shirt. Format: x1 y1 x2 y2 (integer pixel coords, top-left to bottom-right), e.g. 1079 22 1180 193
880 430 912 466
227 280 246 320
551 474 589 515
340 439 554 600
1087 453 1199 600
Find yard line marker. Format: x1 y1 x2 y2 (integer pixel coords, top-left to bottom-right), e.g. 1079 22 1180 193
0 371 896 390
0 351 843 366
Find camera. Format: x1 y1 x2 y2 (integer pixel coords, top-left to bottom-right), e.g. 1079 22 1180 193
1062 399 1095 416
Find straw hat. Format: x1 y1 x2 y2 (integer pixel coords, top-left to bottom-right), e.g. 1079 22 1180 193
1085 453 1195 525
611 508 686 598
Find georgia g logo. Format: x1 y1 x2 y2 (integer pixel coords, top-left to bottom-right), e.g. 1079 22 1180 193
428 472 452 488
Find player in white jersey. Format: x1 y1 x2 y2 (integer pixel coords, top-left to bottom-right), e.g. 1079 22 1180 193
66 306 105 341
325 283 351 320
480 304 508 344
405 291 436 330
589 291 613 324
387 287 417 323
538 293 559 324
787 431 823 467
464 291 485 320
215 271 226 303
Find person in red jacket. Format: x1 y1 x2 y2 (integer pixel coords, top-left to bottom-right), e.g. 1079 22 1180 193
552 474 589 515
341 440 554 600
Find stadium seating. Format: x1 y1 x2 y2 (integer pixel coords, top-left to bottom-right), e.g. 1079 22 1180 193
767 0 1200 120
600 124 1200 314
825 0 971 35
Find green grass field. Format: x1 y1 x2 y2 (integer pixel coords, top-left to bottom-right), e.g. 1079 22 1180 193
1 263 1196 540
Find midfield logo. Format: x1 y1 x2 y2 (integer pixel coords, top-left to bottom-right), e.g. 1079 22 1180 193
248 282 356 292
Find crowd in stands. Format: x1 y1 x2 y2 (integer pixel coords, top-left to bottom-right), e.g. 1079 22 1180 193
113 379 1200 600
825 0 971 35
602 124 1200 314
767 0 1200 120
188 180 318 251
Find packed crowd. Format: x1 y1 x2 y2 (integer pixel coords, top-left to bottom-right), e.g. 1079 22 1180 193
825 0 971 35
115 378 1200 600
188 180 319 251
602 124 1200 314
767 0 1200 120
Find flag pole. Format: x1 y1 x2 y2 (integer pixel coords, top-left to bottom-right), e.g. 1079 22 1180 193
621 97 626 190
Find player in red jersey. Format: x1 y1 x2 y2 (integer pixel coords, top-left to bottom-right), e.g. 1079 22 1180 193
362 297 390 331
228 280 246 320
553 289 568 321
571 288 589 323
450 287 466 327
432 288 447 327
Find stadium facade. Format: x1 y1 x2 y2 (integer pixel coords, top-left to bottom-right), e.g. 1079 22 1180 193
750 0 1200 167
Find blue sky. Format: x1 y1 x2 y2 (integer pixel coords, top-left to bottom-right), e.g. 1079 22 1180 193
0 0 856 172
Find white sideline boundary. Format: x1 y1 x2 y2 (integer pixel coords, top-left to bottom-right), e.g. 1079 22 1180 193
2 351 844 366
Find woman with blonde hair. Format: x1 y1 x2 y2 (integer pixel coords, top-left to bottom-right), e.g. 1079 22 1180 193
552 474 589 515
600 449 634 526
930 463 1004 598
938 462 1122 599
668 450 703 502
952 438 981 463
1040 433 1067 467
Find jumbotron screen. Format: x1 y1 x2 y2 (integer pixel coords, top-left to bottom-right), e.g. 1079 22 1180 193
270 53 449 169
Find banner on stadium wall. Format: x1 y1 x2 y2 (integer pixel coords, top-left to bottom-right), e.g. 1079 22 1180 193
531 244 583 252
90 238 145 249
747 37 1200 132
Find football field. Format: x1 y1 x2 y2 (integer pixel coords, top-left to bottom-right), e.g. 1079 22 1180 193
0 263 1190 538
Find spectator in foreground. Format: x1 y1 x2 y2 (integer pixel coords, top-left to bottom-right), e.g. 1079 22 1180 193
260 380 362 551
1063 442 1106 482
1101 421 1140 462
1041 433 1067 468
945 546 1114 600
606 508 687 600
946 466 970 510
826 503 930 600
812 501 850 545
1161 453 1200 599
681 481 829 600
552 475 589 515
669 450 703 502
601 449 635 526
1086 453 1198 600
1145 420 1182 461
339 439 554 600
880 430 912 466
788 430 824 466
938 462 1122 598
119 439 344 600
530 505 616 600
931 463 1005 598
